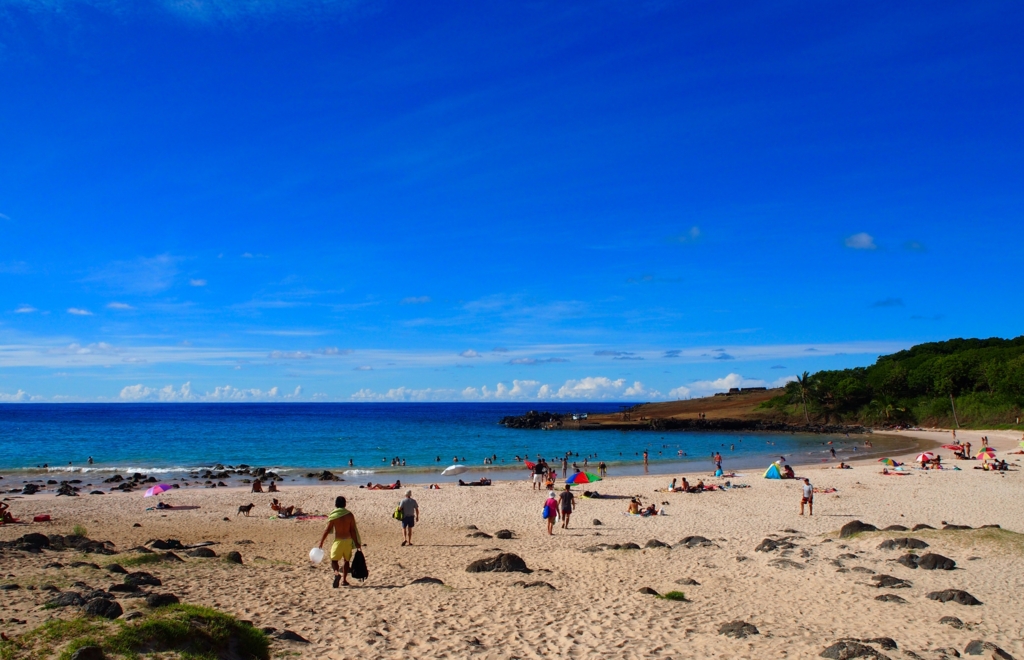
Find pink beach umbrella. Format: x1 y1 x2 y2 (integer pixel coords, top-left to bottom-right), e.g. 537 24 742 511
144 484 173 497
915 452 934 463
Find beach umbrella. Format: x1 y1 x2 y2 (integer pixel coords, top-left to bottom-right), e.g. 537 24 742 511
524 460 536 470
915 452 934 462
144 484 172 498
441 465 469 476
976 448 996 460
566 472 601 484
878 458 898 466
942 444 963 451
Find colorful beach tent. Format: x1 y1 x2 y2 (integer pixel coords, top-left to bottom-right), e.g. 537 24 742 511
763 463 782 479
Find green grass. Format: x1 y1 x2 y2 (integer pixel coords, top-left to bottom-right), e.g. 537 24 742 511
71 525 88 538
112 553 165 568
2 604 269 660
658 591 687 601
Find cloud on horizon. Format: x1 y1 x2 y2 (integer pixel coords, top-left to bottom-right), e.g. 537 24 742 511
119 381 302 402
67 307 93 316
872 297 904 308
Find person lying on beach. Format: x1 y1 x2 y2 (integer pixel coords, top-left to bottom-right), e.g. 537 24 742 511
581 490 602 498
833 462 851 469
251 479 263 493
640 504 658 517
365 480 402 490
428 484 441 489
457 478 492 486
156 501 175 510
691 480 705 492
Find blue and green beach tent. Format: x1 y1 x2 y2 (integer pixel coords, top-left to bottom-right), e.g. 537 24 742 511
763 463 782 479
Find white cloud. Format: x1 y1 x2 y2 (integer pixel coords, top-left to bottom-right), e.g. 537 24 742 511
675 373 795 397
354 365 373 371
189 279 207 287
546 376 657 400
460 349 481 358
350 387 457 402
268 350 311 360
119 382 302 402
0 389 29 402
14 305 37 314
845 232 877 250
401 296 431 304
668 385 691 399
84 254 181 294
67 308 93 316
317 347 352 356
106 302 134 310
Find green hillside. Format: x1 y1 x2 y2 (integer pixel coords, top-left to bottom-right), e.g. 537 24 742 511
761 336 1024 428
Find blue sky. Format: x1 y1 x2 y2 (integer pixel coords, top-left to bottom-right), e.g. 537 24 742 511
1 0 1022 402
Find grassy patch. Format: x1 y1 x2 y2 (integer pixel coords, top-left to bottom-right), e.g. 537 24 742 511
71 525 88 538
657 591 687 601
2 605 268 660
832 527 1024 556
113 553 165 568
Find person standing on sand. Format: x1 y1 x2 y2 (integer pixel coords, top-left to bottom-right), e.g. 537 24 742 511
319 496 363 588
544 490 559 535
800 478 813 516
398 489 419 547
598 461 607 477
561 457 568 478
558 485 575 529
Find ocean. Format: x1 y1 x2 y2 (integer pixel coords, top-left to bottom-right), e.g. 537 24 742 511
0 403 912 483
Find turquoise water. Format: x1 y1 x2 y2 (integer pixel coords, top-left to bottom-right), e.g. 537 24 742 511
0 403 895 483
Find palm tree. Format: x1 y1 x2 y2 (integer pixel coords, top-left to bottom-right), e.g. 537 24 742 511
796 371 811 423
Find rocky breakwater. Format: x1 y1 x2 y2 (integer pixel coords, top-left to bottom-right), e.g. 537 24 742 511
498 411 568 429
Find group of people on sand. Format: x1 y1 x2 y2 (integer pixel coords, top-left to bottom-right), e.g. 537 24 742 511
627 496 662 516
542 485 575 534
250 478 278 494
667 477 706 493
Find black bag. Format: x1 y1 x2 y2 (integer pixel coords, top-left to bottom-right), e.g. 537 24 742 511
350 549 368 582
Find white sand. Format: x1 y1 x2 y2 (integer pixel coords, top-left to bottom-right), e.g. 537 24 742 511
2 427 1023 659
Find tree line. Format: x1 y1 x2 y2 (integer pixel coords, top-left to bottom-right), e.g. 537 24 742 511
762 336 1024 427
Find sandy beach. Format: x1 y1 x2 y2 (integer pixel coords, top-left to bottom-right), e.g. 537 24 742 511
2 427 1023 659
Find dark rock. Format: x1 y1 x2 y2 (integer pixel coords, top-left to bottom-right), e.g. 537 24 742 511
678 535 714 548
160 552 183 562
964 640 1013 658
514 581 556 590
882 525 908 531
928 590 982 606
840 521 878 538
82 590 113 601
581 545 605 553
89 491 105 495
224 551 243 564
275 630 309 643
148 539 184 550
494 530 514 540
43 562 65 569
756 538 794 552
897 554 920 569
0 584 20 590
125 572 161 587
863 638 898 651
83 598 123 619
105 564 127 574
409 577 444 585
917 553 956 570
20 533 49 548
943 524 972 531
871 575 912 588
466 553 530 573
718 621 759 639
70 646 105 660
123 611 143 621
21 484 40 495
41 584 60 592
820 640 889 659
48 591 85 607
939 616 964 629
878 538 929 551
645 539 669 548
838 553 858 560
145 593 180 607
768 558 805 570
592 519 602 526
467 532 493 539
186 547 217 558
108 584 139 593
978 524 1001 529
851 567 876 574
912 523 935 531
638 587 659 596
620 542 641 550
874 594 907 603
676 578 700 586
126 546 154 554
132 523 141 527
465 525 478 530
69 562 100 569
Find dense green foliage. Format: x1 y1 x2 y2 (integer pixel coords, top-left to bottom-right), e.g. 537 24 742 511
762 336 1024 427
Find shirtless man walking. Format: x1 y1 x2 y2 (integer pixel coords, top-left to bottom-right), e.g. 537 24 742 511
318 496 363 588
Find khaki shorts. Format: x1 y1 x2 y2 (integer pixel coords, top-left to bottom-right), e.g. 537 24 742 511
330 539 354 562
